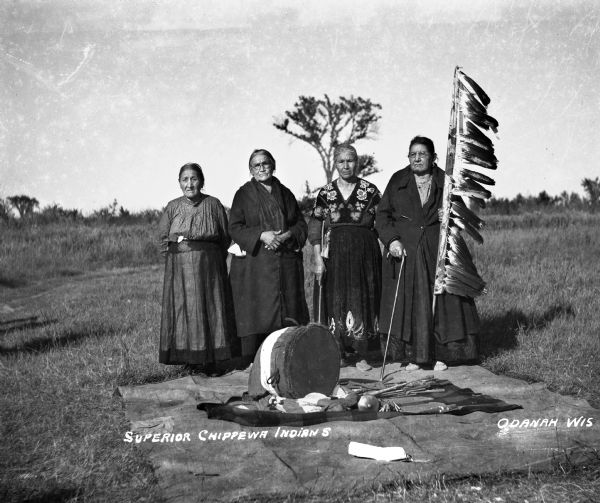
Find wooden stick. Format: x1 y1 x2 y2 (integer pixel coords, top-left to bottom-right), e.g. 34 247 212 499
380 254 405 381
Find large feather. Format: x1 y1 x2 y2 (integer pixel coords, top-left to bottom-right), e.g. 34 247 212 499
447 228 473 261
460 142 498 170
459 167 495 186
451 215 484 244
444 265 486 292
451 199 485 229
459 87 499 133
442 278 486 298
460 71 490 106
453 177 493 200
464 120 495 152
447 249 478 275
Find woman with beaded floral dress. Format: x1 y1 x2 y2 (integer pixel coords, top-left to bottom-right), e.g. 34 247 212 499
309 144 382 370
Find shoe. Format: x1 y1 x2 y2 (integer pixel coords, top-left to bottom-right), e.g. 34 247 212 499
405 363 421 371
340 358 350 368
355 359 372 372
434 361 448 371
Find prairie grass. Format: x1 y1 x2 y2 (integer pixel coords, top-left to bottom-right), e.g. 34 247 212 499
0 223 158 286
0 211 599 502
475 221 600 405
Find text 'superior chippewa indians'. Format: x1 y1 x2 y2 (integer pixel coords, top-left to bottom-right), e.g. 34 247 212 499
433 66 499 299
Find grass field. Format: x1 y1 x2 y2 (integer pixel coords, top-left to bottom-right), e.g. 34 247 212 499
1 211 599 502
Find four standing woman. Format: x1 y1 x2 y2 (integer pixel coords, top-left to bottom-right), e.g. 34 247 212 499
158 139 479 372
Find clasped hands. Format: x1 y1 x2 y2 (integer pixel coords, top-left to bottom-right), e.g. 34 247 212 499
260 230 291 251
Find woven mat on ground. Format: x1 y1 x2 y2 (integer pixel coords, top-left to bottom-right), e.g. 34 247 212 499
116 364 600 503
198 378 522 427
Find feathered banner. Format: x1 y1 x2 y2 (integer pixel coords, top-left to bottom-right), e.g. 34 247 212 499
433 67 499 300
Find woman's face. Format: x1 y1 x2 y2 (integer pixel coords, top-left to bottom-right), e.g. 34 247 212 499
408 143 434 175
179 169 202 200
335 150 358 181
250 153 275 183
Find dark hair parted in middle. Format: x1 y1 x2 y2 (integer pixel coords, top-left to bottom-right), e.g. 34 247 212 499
333 143 358 162
248 149 276 170
178 162 205 189
409 136 436 156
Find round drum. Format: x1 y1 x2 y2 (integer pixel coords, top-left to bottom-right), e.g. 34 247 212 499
247 324 340 399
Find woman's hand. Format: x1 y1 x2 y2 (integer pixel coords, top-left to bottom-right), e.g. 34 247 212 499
275 230 292 246
261 230 280 250
388 240 406 259
260 230 289 251
314 255 326 283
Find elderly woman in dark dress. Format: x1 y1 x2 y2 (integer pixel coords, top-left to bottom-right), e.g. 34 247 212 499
376 136 479 371
158 163 237 371
229 149 309 364
309 144 382 371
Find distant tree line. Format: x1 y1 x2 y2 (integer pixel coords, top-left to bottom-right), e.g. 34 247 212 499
484 177 600 215
0 195 161 225
1 178 599 225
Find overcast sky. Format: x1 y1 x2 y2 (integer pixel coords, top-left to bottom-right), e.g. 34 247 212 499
1 0 598 212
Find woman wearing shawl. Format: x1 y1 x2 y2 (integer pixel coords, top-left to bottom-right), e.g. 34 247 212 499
229 149 309 364
309 144 382 370
158 163 237 371
376 136 479 371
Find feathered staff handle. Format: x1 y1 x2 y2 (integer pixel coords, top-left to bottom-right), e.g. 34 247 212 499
433 67 499 302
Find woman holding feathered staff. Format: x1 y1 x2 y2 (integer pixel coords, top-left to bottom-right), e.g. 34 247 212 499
376 136 479 371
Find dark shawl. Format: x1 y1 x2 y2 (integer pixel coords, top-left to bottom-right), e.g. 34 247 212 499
229 177 309 338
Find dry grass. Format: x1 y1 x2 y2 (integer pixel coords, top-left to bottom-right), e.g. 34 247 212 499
233 464 600 502
0 223 158 287
475 221 600 407
0 267 170 502
0 211 599 502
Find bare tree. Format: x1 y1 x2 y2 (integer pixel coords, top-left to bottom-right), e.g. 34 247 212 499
7 195 39 218
273 95 382 183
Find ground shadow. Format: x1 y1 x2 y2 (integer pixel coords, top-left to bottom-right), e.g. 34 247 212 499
0 324 115 355
0 277 27 288
0 317 56 335
479 303 575 357
0 484 79 503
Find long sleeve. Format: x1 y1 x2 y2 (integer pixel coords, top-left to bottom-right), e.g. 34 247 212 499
157 204 173 256
308 189 329 245
214 200 232 253
287 198 308 250
228 190 263 254
375 178 402 248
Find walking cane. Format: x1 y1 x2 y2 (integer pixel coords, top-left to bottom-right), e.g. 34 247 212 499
317 273 323 324
380 253 405 381
317 219 325 325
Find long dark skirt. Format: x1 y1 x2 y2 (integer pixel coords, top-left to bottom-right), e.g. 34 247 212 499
314 226 381 355
160 241 238 365
230 248 309 364
381 241 479 365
